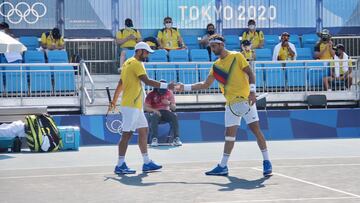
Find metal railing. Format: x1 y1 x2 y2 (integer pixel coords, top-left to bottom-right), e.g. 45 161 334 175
0 61 95 113
332 36 360 58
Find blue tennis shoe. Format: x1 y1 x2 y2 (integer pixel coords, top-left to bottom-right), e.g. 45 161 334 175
114 162 136 175
205 164 229 176
263 160 273 177
142 161 162 172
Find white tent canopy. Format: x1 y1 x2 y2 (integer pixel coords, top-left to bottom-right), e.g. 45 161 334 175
0 31 27 53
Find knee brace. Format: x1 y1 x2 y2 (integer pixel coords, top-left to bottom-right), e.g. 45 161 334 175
225 136 236 142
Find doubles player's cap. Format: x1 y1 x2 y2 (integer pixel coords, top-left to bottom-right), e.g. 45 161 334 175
135 42 154 53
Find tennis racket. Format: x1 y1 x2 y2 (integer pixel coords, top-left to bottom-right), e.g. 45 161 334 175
228 93 268 117
105 86 123 134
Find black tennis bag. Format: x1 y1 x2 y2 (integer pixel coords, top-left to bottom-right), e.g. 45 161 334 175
25 114 62 152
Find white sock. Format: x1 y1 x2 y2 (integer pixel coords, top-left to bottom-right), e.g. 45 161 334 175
261 149 270 161
219 153 230 167
142 153 151 164
117 156 125 166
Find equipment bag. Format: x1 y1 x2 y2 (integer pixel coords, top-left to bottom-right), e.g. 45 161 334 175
25 114 63 152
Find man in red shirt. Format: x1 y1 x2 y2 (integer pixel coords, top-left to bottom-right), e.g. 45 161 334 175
145 80 181 147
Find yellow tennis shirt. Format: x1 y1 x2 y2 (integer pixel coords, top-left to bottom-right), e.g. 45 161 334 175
120 57 147 109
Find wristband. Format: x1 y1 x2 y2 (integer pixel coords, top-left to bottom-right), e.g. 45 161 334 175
250 84 256 93
160 82 168 89
184 84 192 91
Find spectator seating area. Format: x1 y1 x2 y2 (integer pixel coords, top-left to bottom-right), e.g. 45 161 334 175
0 50 75 95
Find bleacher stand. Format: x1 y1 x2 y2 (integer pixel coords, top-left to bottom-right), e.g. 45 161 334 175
296 48 313 60
224 35 240 51
263 35 279 50
182 36 199 50
255 49 272 61
24 51 51 93
1 53 27 94
19 36 39 51
301 34 319 49
47 50 75 92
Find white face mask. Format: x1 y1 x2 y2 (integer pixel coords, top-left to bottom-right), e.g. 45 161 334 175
248 25 255 30
245 46 251 51
165 23 172 29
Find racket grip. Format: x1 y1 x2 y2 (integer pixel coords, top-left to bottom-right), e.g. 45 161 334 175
105 86 112 103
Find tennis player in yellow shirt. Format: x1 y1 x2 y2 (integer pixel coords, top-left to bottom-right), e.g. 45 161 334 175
176 34 272 177
109 42 175 174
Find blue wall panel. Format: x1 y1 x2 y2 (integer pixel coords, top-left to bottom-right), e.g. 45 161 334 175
53 108 360 146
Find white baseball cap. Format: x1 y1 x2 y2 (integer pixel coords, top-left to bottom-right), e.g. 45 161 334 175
135 42 154 53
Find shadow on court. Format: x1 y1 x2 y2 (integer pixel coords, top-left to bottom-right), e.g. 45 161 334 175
105 172 270 191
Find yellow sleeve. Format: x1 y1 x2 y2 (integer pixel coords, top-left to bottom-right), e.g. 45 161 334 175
59 36 64 46
157 30 163 40
134 62 147 77
236 53 250 70
241 32 247 40
208 65 214 76
259 31 264 40
40 33 47 44
116 31 124 40
136 30 141 39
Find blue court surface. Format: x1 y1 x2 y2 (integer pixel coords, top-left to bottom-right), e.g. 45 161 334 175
1 139 360 203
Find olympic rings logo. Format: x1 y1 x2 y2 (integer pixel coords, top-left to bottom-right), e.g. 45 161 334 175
0 2 47 24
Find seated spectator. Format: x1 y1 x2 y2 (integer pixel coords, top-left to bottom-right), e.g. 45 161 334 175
116 18 142 71
41 27 64 50
323 44 352 91
241 19 264 49
272 32 297 61
200 23 216 59
157 17 186 51
0 22 15 37
145 80 182 147
143 36 160 50
241 40 256 61
315 29 335 60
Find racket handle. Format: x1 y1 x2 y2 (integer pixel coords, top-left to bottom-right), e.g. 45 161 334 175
105 86 112 103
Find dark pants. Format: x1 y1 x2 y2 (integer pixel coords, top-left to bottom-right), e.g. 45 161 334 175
149 110 179 139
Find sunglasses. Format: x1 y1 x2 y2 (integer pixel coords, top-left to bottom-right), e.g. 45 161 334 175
165 21 172 23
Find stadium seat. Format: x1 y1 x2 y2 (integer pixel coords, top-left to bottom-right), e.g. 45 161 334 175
307 62 328 90
125 50 135 59
296 48 313 60
255 49 272 61
264 35 279 49
224 35 240 51
289 34 301 47
148 50 167 62
190 49 209 62
19 36 39 50
255 64 265 89
182 36 199 50
169 50 189 62
286 63 306 88
0 54 27 93
24 51 51 93
264 63 285 89
302 34 319 49
47 50 75 92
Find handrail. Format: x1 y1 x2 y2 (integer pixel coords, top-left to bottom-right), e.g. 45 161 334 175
80 60 95 114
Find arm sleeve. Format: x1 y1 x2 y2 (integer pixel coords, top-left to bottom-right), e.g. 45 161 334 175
134 63 147 77
259 31 264 40
237 53 250 70
40 33 47 44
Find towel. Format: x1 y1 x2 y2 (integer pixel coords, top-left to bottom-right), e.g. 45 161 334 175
272 42 297 61
334 53 349 78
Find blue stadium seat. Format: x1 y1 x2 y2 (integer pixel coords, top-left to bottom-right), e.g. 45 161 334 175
24 51 51 93
190 49 209 62
264 63 285 89
264 35 279 49
255 49 272 61
145 64 156 80
286 63 306 87
148 50 167 62
289 34 301 47
47 50 75 92
302 34 319 49
125 50 135 59
224 35 240 51
19 36 39 50
255 64 265 89
182 36 199 50
1 54 27 93
296 48 313 60
307 62 328 90
169 50 189 62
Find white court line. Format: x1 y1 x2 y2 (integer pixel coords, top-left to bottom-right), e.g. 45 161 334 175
252 168 360 198
201 196 360 203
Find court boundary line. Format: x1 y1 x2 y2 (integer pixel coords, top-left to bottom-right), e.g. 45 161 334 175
252 167 360 198
200 196 360 203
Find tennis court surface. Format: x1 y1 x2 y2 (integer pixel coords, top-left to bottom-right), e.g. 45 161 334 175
1 139 360 203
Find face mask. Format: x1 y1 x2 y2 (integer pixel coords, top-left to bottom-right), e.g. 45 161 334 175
244 46 251 51
248 25 255 30
207 30 215 35
165 23 172 29
125 21 133 28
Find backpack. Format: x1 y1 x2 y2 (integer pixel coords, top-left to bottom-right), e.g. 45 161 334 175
25 114 62 152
